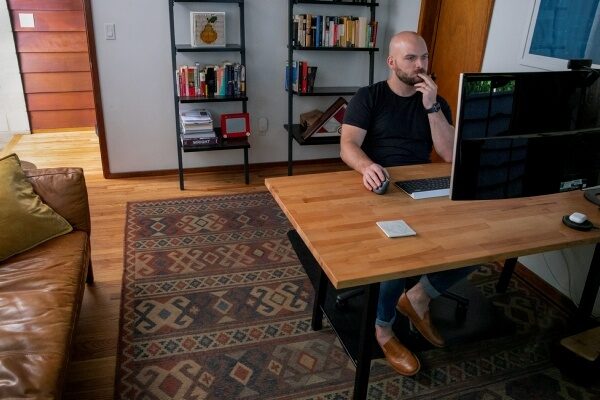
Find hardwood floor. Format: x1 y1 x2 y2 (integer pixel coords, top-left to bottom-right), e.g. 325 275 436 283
1 131 348 399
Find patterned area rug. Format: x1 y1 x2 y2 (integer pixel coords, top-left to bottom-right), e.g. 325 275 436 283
115 192 599 399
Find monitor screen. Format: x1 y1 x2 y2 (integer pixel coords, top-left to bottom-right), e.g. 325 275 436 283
450 69 600 200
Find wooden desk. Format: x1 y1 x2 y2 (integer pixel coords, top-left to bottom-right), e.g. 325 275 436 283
265 163 600 399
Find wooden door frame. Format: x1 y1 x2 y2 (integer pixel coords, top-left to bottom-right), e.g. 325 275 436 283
417 0 443 63
82 0 111 178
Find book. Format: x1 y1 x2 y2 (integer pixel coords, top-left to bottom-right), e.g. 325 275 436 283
300 61 309 93
302 97 347 140
180 109 212 122
181 130 215 138
180 109 214 135
306 66 317 93
181 135 220 146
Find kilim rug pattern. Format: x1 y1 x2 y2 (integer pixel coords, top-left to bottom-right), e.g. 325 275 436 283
115 192 599 400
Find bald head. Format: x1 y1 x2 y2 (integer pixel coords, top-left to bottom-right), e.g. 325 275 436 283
388 31 427 57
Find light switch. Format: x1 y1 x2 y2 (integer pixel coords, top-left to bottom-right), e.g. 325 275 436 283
105 23 116 40
18 13 35 28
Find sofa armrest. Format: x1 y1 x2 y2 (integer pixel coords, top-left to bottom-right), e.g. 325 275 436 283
24 168 91 234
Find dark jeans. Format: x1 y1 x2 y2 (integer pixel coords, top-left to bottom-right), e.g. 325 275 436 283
375 266 478 326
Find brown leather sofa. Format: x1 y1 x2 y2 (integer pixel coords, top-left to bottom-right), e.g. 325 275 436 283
0 167 93 399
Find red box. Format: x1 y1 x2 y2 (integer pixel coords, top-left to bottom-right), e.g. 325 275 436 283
220 112 250 139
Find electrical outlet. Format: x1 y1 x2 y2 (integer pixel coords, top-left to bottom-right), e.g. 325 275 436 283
258 117 268 136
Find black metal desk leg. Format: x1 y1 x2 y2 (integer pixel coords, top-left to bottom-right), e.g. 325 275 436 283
311 269 327 331
353 283 379 400
577 243 600 319
496 257 518 293
243 147 249 184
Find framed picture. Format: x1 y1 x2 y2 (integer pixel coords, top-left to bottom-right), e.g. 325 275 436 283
191 12 226 47
519 0 600 70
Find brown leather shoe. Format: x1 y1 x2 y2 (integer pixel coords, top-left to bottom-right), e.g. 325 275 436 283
397 293 445 348
380 337 420 376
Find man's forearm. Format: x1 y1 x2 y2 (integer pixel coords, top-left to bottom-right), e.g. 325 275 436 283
340 141 374 174
428 112 455 162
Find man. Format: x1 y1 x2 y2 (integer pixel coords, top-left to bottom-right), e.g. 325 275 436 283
340 31 473 376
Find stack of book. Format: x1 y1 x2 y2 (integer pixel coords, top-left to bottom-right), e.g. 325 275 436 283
292 14 378 48
285 60 317 94
180 109 219 146
176 62 246 98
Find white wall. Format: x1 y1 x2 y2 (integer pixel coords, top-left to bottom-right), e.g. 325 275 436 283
0 3 30 136
482 0 600 316
91 0 420 173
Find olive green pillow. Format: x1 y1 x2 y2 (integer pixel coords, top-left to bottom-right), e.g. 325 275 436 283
0 153 73 262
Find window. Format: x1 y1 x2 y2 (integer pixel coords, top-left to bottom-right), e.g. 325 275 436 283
521 0 600 70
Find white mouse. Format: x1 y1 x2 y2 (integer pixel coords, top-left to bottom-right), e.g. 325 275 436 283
569 212 588 224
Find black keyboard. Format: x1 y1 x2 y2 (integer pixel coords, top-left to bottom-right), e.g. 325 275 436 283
394 176 451 199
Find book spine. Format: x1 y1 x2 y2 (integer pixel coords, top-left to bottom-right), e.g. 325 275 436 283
240 64 246 96
233 64 240 97
301 61 308 94
181 136 220 146
206 67 215 96
226 64 234 96
292 61 299 93
306 14 312 47
293 17 299 46
199 72 206 97
188 66 196 97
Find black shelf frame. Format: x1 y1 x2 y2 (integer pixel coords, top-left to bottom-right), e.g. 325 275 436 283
286 0 378 175
169 0 249 189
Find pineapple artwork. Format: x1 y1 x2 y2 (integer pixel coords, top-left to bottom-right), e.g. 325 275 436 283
191 12 226 47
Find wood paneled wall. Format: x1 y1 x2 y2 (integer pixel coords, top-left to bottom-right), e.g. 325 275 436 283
8 0 96 131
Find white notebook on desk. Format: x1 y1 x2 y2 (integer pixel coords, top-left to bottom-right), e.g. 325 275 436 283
376 220 417 238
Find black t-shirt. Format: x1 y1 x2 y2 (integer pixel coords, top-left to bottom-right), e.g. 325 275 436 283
343 81 452 167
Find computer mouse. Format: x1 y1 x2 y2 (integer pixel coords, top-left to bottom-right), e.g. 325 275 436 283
373 177 389 195
569 212 588 224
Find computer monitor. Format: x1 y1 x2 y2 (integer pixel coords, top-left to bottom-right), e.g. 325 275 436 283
450 70 600 200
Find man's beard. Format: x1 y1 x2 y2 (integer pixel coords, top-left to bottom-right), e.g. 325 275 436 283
395 68 425 86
